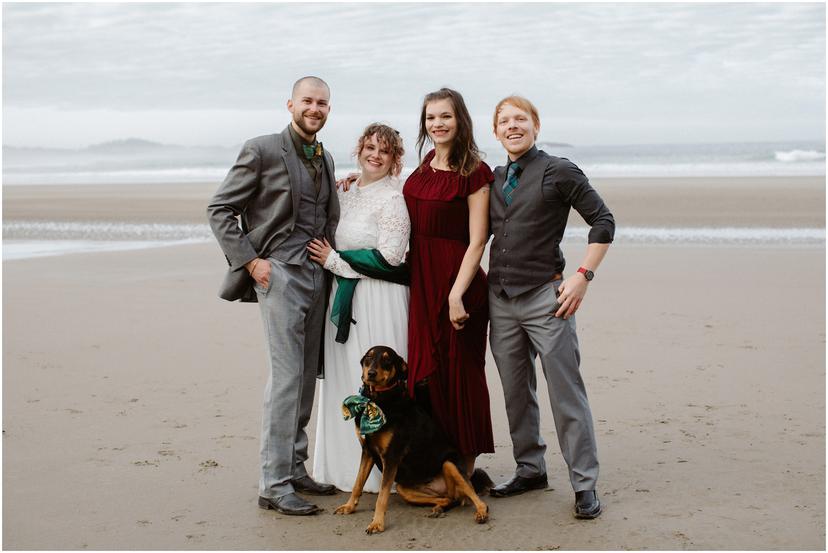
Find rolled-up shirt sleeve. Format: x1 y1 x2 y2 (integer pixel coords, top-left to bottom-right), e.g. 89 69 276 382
547 159 615 244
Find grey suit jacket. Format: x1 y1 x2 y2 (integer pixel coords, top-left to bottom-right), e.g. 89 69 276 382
207 125 340 302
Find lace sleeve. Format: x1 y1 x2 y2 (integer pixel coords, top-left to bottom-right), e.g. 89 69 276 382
324 250 365 279
375 193 410 266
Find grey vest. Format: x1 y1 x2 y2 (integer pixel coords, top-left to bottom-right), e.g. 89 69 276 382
271 155 330 265
489 152 568 298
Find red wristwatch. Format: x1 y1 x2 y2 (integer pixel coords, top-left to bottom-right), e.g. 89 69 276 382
577 267 595 281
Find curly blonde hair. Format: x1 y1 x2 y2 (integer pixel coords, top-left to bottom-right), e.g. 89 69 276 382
354 123 405 177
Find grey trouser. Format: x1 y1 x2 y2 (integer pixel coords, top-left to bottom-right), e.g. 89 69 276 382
256 257 326 499
489 280 599 492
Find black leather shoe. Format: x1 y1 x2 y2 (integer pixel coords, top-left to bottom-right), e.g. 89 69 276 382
574 490 602 519
291 475 336 496
258 493 320 515
489 473 548 498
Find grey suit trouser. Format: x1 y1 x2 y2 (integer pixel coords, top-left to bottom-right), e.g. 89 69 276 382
489 280 599 492
256 257 326 499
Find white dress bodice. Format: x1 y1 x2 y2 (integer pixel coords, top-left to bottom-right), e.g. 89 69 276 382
324 175 410 278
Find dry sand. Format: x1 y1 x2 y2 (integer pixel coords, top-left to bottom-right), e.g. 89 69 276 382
2 179 825 550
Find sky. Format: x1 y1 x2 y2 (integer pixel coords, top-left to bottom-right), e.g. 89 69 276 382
2 2 825 150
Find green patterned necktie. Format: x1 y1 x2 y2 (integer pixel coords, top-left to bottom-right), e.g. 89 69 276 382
302 142 323 160
503 162 521 206
342 394 386 435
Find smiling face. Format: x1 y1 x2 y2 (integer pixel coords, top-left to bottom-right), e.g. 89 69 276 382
358 133 393 183
495 102 539 160
424 98 457 146
287 80 330 140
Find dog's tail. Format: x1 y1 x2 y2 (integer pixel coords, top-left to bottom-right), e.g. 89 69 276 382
470 468 494 495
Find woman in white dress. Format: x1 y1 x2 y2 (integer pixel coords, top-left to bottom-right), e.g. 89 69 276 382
307 123 410 493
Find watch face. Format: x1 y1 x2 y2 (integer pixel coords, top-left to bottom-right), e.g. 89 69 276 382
584 270 594 281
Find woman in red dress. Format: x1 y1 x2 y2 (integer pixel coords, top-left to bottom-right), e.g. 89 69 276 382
403 88 494 477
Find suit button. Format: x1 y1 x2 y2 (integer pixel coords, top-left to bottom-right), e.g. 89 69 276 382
504 233 508 237
505 218 510 223
501 248 507 253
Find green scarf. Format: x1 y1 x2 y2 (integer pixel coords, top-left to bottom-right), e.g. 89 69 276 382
341 393 386 435
330 249 410 344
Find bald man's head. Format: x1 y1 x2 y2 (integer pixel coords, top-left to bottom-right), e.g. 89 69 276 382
291 76 330 99
287 76 331 140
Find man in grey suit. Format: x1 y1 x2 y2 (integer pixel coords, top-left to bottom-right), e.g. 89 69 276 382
487 96 615 519
207 76 340 515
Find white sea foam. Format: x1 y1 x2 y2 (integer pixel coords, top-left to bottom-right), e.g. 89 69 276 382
3 221 213 241
3 221 824 261
774 149 826 163
580 161 825 177
2 238 209 261
564 226 825 245
2 167 229 185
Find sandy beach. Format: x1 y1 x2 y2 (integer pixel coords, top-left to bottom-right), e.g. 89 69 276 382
3 177 825 550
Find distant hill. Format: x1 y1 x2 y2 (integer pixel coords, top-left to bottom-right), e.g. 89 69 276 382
85 138 173 153
537 141 573 148
3 138 233 155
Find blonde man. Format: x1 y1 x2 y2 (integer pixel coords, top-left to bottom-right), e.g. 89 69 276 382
487 96 615 519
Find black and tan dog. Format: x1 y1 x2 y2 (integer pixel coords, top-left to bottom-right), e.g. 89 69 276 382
335 346 489 534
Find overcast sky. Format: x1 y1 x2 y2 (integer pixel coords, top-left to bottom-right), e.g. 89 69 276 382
3 2 825 149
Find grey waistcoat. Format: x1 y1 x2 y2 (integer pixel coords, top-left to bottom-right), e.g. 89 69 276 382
271 156 330 265
489 155 568 298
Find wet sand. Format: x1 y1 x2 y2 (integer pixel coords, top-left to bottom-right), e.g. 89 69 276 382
2 178 825 549
3 176 825 227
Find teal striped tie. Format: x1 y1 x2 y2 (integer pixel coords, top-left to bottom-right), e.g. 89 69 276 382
503 162 521 206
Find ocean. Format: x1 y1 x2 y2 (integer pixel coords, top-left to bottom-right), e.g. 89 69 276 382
3 139 825 185
3 139 824 260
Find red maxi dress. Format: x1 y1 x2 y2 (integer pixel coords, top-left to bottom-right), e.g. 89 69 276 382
403 150 495 457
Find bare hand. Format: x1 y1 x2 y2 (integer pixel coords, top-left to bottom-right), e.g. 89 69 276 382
336 172 360 192
307 237 333 265
247 258 271 289
554 274 588 319
448 296 470 330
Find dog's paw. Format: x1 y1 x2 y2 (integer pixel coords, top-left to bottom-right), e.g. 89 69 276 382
474 505 489 524
365 520 385 534
334 504 355 515
427 506 445 518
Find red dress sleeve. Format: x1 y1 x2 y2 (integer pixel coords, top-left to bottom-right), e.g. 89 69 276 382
464 161 494 196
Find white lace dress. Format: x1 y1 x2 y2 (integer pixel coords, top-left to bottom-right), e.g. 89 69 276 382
312 175 411 493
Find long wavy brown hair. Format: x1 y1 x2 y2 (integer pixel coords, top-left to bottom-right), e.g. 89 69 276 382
416 88 482 177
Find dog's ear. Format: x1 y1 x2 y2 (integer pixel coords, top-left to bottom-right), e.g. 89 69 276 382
396 353 409 375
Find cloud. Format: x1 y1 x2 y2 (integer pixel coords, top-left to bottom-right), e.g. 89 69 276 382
2 2 824 146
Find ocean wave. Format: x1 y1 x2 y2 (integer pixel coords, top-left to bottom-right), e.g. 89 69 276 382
774 149 826 162
580 161 825 177
3 222 824 256
564 226 825 245
3 239 208 261
3 221 213 241
2 167 229 185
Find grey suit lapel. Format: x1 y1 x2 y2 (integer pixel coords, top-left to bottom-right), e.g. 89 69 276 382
280 126 302 217
322 152 335 194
